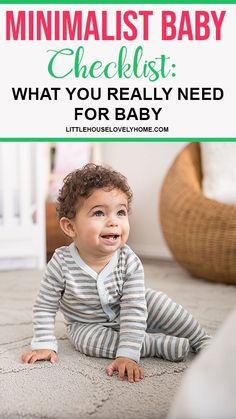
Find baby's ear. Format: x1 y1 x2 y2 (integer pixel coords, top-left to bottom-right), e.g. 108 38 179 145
59 217 76 238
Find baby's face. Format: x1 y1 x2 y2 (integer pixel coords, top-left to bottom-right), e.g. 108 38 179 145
72 188 130 259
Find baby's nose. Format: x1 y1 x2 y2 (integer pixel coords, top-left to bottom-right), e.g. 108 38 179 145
107 216 118 226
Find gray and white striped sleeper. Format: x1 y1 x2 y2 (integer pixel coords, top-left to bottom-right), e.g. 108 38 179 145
31 243 210 363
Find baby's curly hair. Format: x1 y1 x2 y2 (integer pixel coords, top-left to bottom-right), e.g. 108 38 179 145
57 163 133 219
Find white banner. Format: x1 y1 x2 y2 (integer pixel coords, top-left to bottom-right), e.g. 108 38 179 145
0 4 235 138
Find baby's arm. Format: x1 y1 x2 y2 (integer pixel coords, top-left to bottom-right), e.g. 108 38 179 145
21 349 58 364
116 252 147 364
21 250 65 362
106 250 147 382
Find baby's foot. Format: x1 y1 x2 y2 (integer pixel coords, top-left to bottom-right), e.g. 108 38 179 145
155 334 190 361
191 334 212 353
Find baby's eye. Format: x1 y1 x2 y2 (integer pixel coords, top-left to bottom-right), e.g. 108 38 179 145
117 209 127 216
93 210 105 217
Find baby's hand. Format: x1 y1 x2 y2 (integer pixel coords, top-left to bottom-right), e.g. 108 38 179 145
105 357 144 383
21 349 58 364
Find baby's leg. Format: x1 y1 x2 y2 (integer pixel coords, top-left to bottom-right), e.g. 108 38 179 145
141 332 190 361
67 323 118 358
68 321 188 362
145 288 211 353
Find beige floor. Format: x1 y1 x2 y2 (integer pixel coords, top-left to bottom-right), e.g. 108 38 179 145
0 259 236 419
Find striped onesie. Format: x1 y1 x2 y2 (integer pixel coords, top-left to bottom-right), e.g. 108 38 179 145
31 243 210 363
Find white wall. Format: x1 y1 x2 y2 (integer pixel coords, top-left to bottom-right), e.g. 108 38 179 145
102 142 186 259
0 143 47 270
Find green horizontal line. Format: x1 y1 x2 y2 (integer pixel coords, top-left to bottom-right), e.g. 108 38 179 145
0 1 235 4
0 138 235 142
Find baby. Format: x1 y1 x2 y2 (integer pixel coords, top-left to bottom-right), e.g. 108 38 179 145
22 164 210 383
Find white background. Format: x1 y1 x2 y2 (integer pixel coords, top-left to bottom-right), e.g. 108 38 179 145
0 4 235 138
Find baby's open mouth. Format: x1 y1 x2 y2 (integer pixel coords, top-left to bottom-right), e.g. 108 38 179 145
101 234 119 240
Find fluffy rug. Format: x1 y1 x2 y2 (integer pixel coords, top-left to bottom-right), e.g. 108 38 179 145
0 260 235 419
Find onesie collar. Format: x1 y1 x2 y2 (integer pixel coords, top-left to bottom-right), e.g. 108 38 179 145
69 242 119 280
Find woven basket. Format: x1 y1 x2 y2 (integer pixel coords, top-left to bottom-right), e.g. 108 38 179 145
159 143 236 284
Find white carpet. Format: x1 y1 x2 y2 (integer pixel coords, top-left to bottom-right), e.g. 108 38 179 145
0 260 236 419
